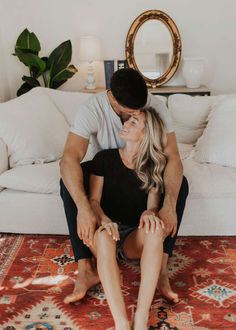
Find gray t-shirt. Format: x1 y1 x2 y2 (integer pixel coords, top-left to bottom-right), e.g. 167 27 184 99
70 91 174 161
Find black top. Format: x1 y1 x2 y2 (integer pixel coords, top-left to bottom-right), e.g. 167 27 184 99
91 149 148 226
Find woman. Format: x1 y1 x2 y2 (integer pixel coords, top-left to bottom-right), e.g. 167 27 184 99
89 107 167 330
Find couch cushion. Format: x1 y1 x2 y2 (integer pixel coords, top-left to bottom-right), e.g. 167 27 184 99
192 96 236 168
43 88 102 162
183 158 236 198
0 161 60 194
43 88 92 125
0 87 69 168
0 138 8 191
153 95 168 106
168 94 226 144
177 143 194 160
0 138 8 174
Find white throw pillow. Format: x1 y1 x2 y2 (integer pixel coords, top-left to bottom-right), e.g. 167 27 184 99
0 87 69 168
44 88 92 125
168 94 225 144
0 138 8 191
192 96 236 167
0 161 60 194
0 138 8 174
177 143 194 160
153 94 168 105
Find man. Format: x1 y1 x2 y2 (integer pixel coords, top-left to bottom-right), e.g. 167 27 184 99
60 68 189 304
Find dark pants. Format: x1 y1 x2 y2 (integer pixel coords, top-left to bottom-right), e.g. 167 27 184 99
60 161 189 261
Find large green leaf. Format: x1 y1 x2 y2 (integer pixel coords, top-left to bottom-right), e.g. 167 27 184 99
49 65 77 88
52 65 77 82
14 48 38 56
41 56 50 70
48 40 72 77
22 76 41 87
17 53 46 72
15 28 41 54
16 82 35 96
30 57 48 78
51 79 67 89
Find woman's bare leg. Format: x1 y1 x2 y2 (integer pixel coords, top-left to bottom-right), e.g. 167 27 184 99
91 229 131 330
122 226 163 330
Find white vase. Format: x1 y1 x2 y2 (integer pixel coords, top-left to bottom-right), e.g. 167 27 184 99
182 58 204 88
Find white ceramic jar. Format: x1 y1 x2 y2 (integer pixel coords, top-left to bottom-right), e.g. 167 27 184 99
182 57 204 88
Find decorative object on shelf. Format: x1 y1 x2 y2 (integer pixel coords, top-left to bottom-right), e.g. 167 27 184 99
117 59 129 70
182 57 205 88
125 10 181 88
79 36 103 90
13 28 78 96
104 60 114 89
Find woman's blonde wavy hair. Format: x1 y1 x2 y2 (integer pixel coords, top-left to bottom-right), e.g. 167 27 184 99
134 107 167 193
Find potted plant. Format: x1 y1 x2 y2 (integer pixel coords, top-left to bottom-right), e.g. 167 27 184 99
13 28 78 96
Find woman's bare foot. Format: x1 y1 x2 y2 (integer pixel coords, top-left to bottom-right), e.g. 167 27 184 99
0 286 7 291
64 259 100 304
157 272 179 303
13 278 34 289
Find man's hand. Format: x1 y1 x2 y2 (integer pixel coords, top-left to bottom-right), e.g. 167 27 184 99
139 209 164 234
158 203 177 238
77 206 97 247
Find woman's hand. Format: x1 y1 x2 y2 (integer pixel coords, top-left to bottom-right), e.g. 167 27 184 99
139 210 165 235
98 218 120 241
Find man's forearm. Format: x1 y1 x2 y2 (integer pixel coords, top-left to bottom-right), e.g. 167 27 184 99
90 200 110 226
162 157 183 209
60 157 90 210
147 188 161 213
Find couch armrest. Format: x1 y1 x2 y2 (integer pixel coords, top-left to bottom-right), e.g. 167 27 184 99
0 138 9 175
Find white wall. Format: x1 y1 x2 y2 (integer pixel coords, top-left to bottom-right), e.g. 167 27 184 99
0 0 236 101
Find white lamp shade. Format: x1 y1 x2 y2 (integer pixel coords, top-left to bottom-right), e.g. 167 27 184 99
79 36 103 62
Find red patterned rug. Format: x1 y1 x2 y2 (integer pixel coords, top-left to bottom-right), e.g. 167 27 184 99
0 234 235 330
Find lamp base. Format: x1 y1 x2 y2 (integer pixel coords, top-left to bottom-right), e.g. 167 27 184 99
86 61 96 90
85 84 96 90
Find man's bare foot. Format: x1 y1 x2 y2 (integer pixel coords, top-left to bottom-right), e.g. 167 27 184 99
64 259 100 304
157 272 179 303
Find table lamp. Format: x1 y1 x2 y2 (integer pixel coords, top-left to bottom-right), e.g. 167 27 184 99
79 36 103 90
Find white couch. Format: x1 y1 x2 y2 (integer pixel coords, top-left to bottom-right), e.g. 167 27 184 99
0 87 236 235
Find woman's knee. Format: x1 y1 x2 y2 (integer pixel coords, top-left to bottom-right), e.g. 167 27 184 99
142 224 163 245
94 229 116 250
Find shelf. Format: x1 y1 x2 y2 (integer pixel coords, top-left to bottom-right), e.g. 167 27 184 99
81 85 211 97
148 85 211 96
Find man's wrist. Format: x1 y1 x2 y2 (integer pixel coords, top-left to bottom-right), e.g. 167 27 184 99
101 216 111 225
75 196 91 212
163 194 177 209
147 208 158 216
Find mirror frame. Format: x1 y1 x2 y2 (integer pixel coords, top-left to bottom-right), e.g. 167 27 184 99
125 10 182 88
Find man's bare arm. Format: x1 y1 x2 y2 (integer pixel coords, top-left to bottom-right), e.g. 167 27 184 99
60 132 97 245
89 174 112 225
163 132 183 208
158 132 183 237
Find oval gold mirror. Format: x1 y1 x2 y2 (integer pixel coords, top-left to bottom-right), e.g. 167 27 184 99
125 10 182 88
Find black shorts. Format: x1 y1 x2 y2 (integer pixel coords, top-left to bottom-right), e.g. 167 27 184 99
116 223 138 262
